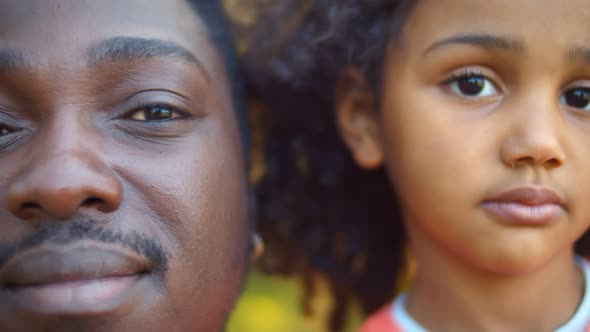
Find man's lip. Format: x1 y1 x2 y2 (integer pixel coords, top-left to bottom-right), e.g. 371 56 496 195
0 244 151 288
483 186 564 207
3 274 147 316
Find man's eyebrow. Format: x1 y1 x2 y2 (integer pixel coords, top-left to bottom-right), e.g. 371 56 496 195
0 49 27 72
423 33 526 56
87 36 210 80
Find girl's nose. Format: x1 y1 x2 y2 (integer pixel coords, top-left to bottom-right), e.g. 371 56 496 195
500 102 565 169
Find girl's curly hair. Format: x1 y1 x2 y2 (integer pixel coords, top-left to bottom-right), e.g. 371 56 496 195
234 0 590 330
234 1 413 330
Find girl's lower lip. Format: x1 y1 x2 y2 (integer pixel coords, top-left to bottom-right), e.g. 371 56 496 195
5 274 145 316
481 202 564 225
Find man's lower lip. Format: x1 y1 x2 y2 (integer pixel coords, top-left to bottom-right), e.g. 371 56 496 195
4 274 145 316
482 202 564 225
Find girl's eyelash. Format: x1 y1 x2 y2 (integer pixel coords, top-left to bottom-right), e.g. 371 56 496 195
442 69 486 85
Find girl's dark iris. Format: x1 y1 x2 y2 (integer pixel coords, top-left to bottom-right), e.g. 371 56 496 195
457 76 485 96
145 106 172 121
564 88 590 109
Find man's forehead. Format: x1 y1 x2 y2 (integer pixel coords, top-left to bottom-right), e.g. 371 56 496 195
0 0 200 31
0 0 217 73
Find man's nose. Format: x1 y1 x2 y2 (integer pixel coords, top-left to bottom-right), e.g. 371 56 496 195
6 128 123 220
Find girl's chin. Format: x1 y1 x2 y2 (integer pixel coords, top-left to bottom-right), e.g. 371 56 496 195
460 248 568 277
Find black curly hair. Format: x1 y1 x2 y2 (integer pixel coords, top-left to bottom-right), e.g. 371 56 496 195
237 1 414 330
238 0 590 331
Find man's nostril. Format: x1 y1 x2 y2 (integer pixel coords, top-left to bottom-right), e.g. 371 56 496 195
82 197 104 207
21 202 41 210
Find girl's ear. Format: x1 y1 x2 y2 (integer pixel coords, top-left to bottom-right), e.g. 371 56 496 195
335 67 384 169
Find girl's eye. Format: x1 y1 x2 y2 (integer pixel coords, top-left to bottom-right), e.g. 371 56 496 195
447 74 499 98
560 88 590 111
128 105 184 121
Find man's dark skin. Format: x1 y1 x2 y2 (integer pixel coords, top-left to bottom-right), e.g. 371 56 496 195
0 0 250 331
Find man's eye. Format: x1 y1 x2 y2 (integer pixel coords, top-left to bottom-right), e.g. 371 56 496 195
447 74 499 98
560 88 590 111
128 105 184 121
0 125 15 136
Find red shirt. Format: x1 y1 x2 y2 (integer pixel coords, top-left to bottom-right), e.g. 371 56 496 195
357 305 590 332
357 306 401 332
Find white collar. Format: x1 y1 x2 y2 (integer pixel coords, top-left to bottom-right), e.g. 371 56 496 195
391 256 590 332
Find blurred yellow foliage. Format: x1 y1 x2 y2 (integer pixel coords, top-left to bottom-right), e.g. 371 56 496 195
227 270 362 332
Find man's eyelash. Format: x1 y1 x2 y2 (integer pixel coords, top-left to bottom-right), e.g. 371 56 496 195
122 103 191 120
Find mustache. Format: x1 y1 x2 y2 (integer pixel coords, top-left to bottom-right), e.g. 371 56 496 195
0 219 169 274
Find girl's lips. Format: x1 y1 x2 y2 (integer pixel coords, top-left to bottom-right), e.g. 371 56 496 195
484 186 564 206
481 201 564 225
482 186 566 225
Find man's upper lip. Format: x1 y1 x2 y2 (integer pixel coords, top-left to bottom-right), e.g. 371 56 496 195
484 186 564 207
0 244 150 288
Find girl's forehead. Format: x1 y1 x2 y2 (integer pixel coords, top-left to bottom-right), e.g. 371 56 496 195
402 0 590 53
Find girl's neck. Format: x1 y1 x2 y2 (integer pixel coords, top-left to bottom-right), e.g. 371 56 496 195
406 235 584 332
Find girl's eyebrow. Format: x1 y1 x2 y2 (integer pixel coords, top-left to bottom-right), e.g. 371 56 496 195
567 46 590 65
422 33 526 56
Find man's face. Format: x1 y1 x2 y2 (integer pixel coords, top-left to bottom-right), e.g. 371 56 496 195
0 1 250 331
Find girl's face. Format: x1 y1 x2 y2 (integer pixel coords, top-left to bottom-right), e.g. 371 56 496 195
340 0 590 274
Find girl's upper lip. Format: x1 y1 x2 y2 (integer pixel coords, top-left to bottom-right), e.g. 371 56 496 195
484 186 565 207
